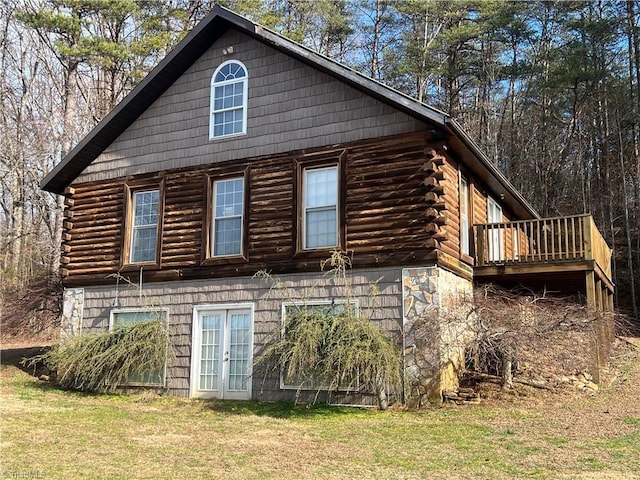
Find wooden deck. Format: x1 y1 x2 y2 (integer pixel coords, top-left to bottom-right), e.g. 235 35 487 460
473 214 614 312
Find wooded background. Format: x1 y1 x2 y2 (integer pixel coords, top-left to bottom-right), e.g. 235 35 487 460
1 0 638 322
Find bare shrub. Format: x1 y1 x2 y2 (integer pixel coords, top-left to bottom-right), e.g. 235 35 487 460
468 284 617 390
0 277 61 342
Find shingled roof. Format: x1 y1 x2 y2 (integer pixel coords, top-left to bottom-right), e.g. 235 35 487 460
41 6 538 219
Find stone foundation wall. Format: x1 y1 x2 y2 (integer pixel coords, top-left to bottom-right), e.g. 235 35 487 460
402 266 474 406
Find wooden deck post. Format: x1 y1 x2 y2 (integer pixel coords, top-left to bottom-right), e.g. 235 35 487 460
585 271 596 308
475 226 485 266
582 216 592 260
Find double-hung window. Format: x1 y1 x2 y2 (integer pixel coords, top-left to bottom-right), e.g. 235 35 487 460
124 184 163 266
131 190 159 263
303 165 338 249
212 177 244 256
210 60 248 139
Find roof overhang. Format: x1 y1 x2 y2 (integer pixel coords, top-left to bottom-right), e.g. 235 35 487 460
444 119 539 219
41 8 252 194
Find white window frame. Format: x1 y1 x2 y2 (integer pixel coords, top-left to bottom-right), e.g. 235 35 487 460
487 196 504 262
279 300 358 390
109 308 169 387
129 189 160 264
460 174 470 256
302 165 339 250
209 60 248 139
211 177 244 257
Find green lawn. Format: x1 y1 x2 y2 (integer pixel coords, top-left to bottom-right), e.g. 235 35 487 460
1 359 639 480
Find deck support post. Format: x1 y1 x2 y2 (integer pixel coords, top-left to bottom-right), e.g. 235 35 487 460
585 271 596 309
587 270 600 382
475 225 485 266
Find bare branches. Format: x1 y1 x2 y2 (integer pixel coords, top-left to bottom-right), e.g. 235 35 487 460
468 285 620 391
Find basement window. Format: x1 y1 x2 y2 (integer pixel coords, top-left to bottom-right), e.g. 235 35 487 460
280 301 358 391
109 308 168 387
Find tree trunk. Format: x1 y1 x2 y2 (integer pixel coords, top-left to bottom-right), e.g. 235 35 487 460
369 0 381 79
501 335 515 390
627 0 640 320
51 62 78 277
376 375 389 410
618 124 639 320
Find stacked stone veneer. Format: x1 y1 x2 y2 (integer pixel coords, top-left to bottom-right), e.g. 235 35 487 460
61 288 84 339
403 266 475 406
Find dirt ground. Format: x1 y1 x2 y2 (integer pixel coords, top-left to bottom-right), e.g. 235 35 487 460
468 336 640 461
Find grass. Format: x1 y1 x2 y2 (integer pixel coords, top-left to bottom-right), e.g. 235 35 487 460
1 350 640 480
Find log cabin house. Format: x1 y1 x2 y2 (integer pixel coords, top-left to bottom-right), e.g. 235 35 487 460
41 7 614 404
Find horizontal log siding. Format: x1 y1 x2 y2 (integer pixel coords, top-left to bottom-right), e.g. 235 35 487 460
439 155 461 259
80 268 403 398
63 132 446 284
472 184 488 225
162 170 204 268
63 182 124 276
346 134 429 254
247 157 294 264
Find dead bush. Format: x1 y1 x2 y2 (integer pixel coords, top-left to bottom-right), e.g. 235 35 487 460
467 285 618 390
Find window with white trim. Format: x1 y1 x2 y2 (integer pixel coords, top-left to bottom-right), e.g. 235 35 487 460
303 165 338 249
487 196 504 262
212 177 244 256
109 309 168 386
130 189 160 264
210 60 248 139
460 175 470 256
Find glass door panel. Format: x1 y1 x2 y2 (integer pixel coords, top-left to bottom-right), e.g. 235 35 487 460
225 312 251 394
199 314 222 392
488 198 504 262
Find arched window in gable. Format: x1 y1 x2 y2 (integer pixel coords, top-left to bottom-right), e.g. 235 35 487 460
210 60 248 139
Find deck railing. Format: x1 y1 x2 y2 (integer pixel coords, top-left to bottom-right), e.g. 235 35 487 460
474 214 612 279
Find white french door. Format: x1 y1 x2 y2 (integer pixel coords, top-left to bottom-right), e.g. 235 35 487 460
487 197 504 262
191 305 253 400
